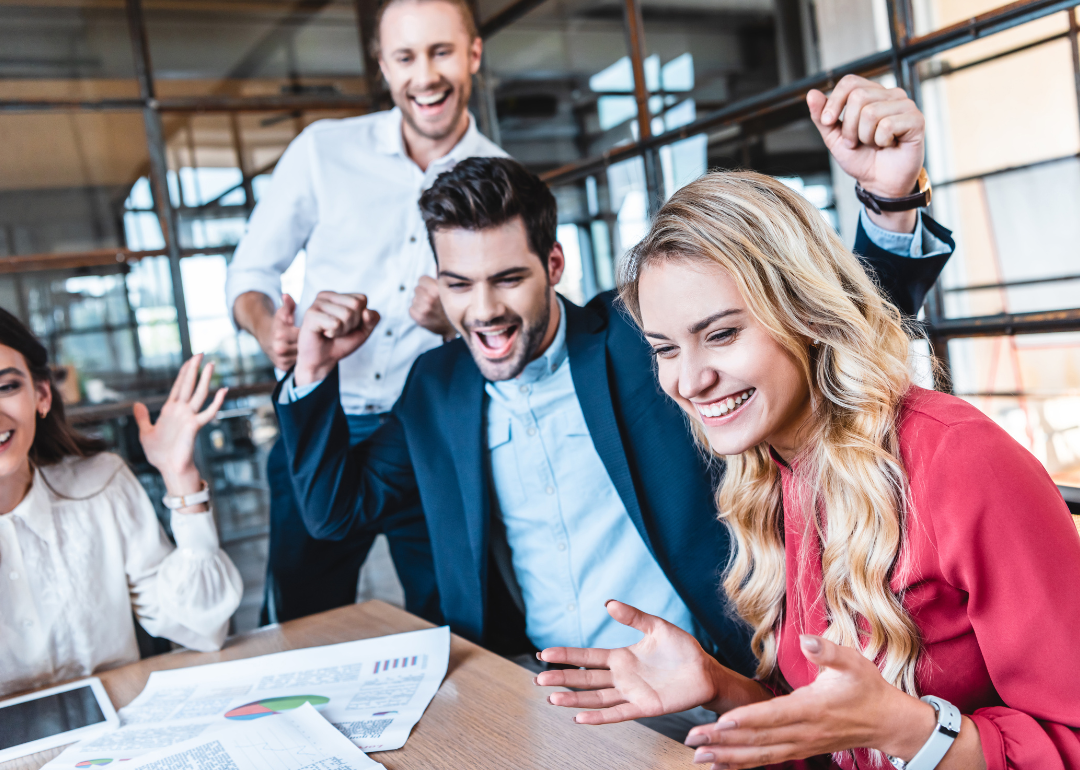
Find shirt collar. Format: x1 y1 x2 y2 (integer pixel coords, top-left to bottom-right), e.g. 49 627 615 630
513 297 568 385
374 106 484 171
7 468 57 544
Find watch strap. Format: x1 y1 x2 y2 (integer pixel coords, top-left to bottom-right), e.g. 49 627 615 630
162 480 210 510
856 168 932 214
888 695 961 770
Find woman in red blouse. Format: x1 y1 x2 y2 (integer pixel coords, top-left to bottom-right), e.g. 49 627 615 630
533 169 1080 769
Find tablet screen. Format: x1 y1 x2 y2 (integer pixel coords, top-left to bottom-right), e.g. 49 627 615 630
0 686 106 750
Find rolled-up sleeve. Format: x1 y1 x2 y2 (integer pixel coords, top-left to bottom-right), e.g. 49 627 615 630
224 128 319 325
926 420 1080 769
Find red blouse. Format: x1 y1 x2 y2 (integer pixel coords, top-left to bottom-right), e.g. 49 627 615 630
773 387 1080 770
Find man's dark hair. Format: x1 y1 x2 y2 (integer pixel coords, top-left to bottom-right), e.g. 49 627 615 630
419 157 558 268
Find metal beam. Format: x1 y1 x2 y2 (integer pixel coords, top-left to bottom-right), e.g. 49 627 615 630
922 307 1080 338
125 0 193 360
622 0 662 216
542 0 1080 186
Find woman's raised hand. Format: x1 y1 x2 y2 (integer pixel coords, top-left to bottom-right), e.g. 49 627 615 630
534 601 744 725
134 354 227 500
684 634 946 770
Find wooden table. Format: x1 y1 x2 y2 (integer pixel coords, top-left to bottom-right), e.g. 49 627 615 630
3 600 694 770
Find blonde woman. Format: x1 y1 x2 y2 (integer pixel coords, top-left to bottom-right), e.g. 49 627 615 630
532 171 1080 769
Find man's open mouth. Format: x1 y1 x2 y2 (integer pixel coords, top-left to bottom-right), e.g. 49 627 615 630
471 325 519 360
410 88 452 114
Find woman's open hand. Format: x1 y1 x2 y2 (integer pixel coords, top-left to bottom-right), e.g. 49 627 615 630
534 601 761 725
134 354 227 499
684 634 938 769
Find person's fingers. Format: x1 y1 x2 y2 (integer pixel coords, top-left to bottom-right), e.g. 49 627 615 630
548 688 628 709
695 741 800 769
806 88 828 126
196 386 229 427
820 74 877 125
133 401 152 434
537 645 612 669
176 354 203 403
873 109 923 149
535 667 614 690
572 702 644 725
717 689 817 732
280 293 296 316
856 98 912 146
417 274 438 291
687 720 809 750
606 600 664 635
166 357 191 402
839 87 893 148
797 634 866 672
190 361 214 407
304 307 350 338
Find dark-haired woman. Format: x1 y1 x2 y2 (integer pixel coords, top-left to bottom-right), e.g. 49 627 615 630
0 308 242 697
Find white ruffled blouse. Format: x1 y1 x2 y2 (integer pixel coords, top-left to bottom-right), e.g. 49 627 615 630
0 453 243 698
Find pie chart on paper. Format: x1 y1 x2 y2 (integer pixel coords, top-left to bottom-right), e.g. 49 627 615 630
224 695 330 720
75 761 113 767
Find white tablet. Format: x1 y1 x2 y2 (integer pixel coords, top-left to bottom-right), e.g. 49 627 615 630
0 677 119 763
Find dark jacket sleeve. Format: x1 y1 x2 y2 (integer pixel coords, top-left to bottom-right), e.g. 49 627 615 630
853 213 955 317
273 366 420 541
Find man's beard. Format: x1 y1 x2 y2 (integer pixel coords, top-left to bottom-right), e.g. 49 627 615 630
397 84 470 142
466 299 552 382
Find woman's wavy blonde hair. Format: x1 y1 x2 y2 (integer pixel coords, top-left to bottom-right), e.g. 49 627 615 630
618 170 922 695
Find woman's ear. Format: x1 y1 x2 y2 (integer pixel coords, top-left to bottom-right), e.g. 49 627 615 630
34 378 53 419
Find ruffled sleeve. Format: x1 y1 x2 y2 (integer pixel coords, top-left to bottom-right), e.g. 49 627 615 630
922 417 1080 770
110 466 242 651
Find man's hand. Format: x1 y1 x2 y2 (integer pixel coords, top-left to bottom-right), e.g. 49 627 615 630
235 291 299 370
295 291 381 387
534 601 768 725
808 75 925 233
409 275 456 341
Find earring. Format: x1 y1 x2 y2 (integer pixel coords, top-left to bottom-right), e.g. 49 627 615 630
812 339 821 347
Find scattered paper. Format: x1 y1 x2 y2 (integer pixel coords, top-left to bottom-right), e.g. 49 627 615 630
123 703 383 770
45 626 449 769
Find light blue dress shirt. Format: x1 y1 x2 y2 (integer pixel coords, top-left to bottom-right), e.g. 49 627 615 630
485 299 698 651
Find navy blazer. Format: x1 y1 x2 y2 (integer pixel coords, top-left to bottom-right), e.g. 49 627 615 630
275 217 954 678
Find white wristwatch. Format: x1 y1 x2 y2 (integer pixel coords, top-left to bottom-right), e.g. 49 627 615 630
887 695 961 770
162 480 211 510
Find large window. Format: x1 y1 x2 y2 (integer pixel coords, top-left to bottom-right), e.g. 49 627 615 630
4 0 1079 631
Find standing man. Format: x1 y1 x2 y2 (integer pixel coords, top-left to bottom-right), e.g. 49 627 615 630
225 0 507 624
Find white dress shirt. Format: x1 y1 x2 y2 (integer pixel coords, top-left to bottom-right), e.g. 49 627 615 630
0 453 243 698
225 108 507 415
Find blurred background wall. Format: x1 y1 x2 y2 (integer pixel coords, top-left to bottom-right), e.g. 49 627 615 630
1 0 1078 634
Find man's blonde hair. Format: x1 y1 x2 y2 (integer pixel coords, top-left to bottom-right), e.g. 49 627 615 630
372 0 478 58
619 170 924 699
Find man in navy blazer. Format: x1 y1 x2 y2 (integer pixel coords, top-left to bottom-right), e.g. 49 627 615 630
274 81 954 685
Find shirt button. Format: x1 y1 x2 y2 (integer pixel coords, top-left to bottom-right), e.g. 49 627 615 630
374 373 382 380
556 542 567 552
385 329 393 337
399 285 406 292
567 603 577 612
409 235 417 243
545 485 554 495
519 384 529 394
527 427 537 437
9 571 18 580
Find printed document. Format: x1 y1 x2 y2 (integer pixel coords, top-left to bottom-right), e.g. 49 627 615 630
45 626 449 769
124 703 383 770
